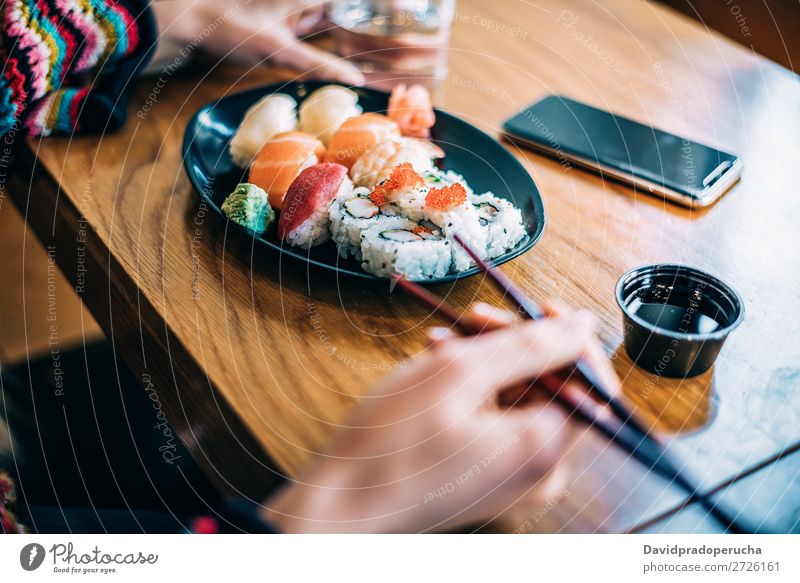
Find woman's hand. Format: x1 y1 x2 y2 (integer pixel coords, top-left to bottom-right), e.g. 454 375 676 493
151 1 365 85
263 302 620 533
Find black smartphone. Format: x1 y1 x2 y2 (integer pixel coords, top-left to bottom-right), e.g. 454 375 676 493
502 95 742 207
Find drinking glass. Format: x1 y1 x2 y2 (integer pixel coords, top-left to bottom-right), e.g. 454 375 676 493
330 0 455 89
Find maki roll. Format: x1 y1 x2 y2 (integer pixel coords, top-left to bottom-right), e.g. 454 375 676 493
278 163 351 249
221 183 275 234
367 162 429 222
424 182 488 272
360 219 451 280
422 167 473 194
472 192 527 258
329 187 403 260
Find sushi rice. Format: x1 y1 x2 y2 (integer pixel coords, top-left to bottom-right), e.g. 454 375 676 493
472 192 527 258
281 166 352 249
422 168 473 195
426 202 489 272
356 166 495 274
329 186 402 259
360 218 451 280
309 164 524 276
282 201 333 249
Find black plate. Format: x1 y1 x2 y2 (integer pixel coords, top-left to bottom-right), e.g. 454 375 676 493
182 80 545 282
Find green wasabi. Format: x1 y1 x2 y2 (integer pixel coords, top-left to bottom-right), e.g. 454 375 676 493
221 183 275 234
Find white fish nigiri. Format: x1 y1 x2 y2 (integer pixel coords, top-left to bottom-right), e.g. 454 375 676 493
230 93 297 168
298 85 362 146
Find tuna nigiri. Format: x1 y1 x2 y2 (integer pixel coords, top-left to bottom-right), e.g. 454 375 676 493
278 163 352 249
248 131 325 209
325 113 400 170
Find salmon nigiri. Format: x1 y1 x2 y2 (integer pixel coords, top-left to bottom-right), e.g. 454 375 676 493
325 113 400 170
248 131 325 209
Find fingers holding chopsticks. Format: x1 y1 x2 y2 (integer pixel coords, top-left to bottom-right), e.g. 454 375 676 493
428 306 598 401
425 302 516 347
541 301 622 400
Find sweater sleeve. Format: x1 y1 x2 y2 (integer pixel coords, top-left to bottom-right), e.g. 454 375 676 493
0 0 157 138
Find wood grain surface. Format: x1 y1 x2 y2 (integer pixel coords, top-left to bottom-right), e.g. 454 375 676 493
0 201 102 362
11 0 800 530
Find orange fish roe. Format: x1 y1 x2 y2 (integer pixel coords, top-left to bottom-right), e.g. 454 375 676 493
368 162 424 206
425 182 467 210
369 185 390 207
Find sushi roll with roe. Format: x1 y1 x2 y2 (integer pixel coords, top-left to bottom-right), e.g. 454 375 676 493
367 162 430 221
424 182 489 271
472 192 526 258
278 163 352 249
360 218 451 280
329 187 403 260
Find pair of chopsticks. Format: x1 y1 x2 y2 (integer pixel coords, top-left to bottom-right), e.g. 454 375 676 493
391 234 750 534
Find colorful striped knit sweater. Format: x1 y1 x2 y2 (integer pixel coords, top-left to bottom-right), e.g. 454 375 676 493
0 0 156 137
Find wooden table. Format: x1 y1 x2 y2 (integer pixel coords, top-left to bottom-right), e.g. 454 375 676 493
11 0 800 532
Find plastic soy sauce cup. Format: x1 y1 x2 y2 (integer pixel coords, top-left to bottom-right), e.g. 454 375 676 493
615 264 744 378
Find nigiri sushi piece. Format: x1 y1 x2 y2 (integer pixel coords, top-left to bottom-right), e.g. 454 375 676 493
229 94 297 168
278 163 352 249
387 84 435 138
325 113 401 170
220 183 275 234
350 137 445 188
248 131 325 210
298 85 362 146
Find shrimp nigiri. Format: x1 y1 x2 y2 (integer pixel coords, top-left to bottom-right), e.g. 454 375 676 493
248 131 325 209
350 137 445 188
325 113 400 170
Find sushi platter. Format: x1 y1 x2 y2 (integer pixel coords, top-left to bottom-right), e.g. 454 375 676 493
182 80 545 283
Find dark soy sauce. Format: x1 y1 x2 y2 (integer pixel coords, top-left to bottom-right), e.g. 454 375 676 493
628 285 725 335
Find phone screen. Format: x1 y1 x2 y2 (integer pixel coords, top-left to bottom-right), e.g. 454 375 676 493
502 96 739 199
